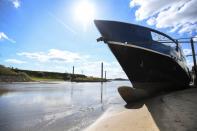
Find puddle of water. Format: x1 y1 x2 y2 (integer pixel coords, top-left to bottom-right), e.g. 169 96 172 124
0 81 131 131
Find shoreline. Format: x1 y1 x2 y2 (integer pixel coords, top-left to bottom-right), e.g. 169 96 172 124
85 87 197 131
0 80 109 83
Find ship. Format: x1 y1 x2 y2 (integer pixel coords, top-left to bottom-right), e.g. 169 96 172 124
94 20 191 93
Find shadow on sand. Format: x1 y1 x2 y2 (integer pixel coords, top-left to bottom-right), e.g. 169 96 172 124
125 87 197 131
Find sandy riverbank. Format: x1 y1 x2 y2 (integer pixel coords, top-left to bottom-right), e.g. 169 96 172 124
85 88 197 131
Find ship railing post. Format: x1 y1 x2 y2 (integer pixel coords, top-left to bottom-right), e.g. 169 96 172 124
190 38 197 87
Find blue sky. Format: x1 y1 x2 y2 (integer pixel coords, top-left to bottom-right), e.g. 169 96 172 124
0 0 196 78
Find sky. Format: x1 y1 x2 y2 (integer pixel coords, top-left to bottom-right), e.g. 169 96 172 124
0 0 197 79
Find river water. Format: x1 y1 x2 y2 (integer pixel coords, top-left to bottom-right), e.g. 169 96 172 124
0 81 131 131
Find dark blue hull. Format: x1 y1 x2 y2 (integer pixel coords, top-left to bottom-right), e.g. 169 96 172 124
94 20 191 91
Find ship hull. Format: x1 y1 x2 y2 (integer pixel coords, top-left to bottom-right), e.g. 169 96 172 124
94 20 190 91
108 43 189 91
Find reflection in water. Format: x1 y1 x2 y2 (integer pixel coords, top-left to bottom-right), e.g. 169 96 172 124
0 81 131 131
0 90 9 97
100 83 103 103
70 83 74 99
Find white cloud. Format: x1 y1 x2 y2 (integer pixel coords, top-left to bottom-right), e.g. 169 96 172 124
16 49 127 78
146 17 156 26
12 0 20 8
178 23 197 34
5 59 26 64
73 61 128 79
130 0 197 34
186 59 194 70
17 49 85 63
193 35 197 41
0 32 16 43
183 49 192 56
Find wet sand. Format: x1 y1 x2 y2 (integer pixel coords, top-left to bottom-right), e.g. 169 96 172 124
85 88 197 131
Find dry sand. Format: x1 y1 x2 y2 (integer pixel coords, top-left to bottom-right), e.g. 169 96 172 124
85 88 197 131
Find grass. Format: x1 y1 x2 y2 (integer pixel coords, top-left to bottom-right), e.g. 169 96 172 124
0 65 32 82
71 77 108 82
30 76 65 81
0 65 17 75
1 65 103 82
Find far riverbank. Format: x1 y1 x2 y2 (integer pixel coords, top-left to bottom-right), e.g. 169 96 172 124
0 65 111 82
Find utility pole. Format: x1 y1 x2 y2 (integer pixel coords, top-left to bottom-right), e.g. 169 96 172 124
105 71 107 80
101 62 103 81
71 66 75 81
72 66 75 75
